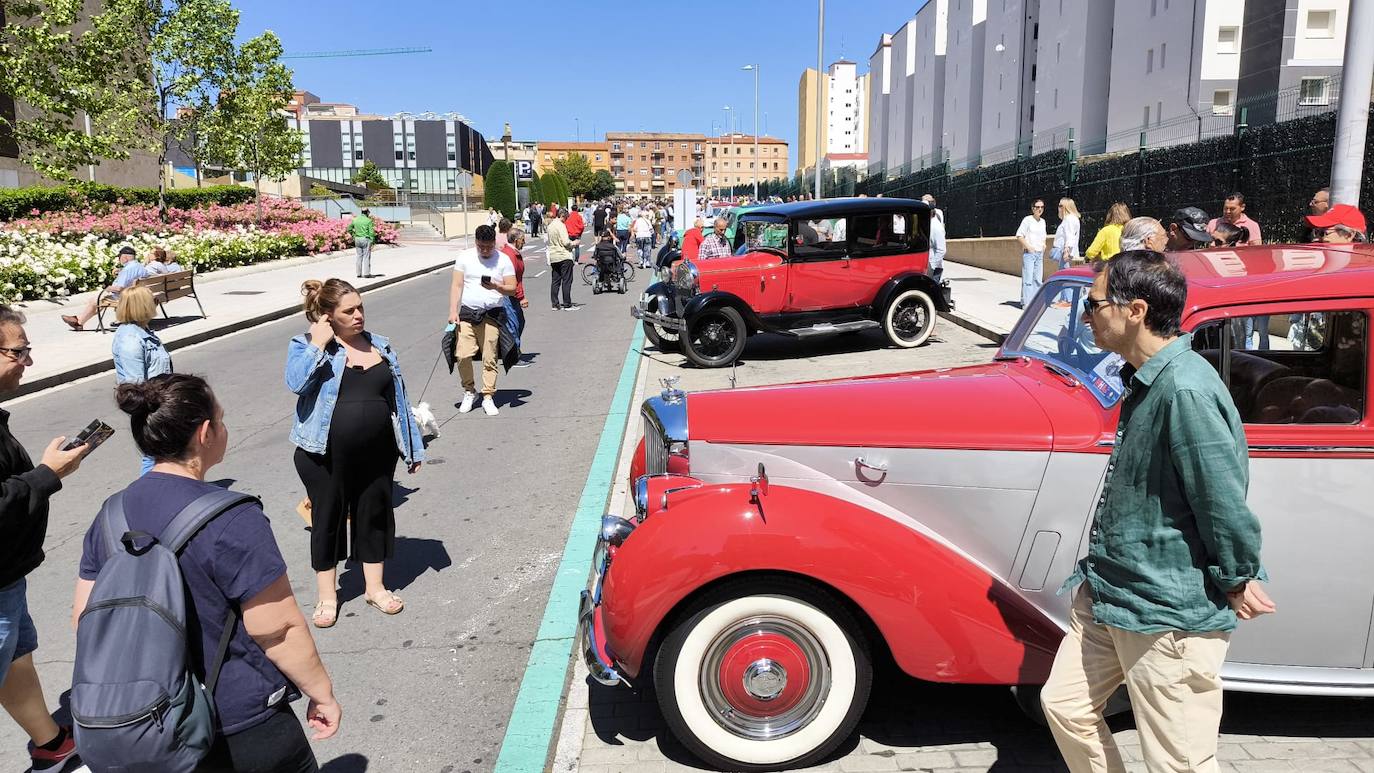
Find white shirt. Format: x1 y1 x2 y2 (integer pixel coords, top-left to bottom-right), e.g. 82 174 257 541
454 248 515 311
1017 215 1047 255
632 215 653 238
928 215 946 271
629 206 640 221
1053 213 1081 260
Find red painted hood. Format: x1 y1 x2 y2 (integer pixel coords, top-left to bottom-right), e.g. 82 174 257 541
693 251 784 280
686 362 1056 452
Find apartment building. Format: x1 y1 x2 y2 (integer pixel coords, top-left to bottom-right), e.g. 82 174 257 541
607 132 706 198
296 114 494 194
798 60 870 174
706 134 790 195
980 0 1039 159
866 34 893 174
535 141 611 176
944 0 986 165
1033 0 1114 154
911 0 950 170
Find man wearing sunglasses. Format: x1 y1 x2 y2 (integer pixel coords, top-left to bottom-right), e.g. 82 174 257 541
1305 203 1367 244
0 305 88 768
1042 251 1275 773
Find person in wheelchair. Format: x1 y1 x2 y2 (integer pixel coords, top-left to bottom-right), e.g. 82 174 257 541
592 229 626 294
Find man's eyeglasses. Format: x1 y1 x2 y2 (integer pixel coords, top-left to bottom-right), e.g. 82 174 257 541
0 345 32 360
1081 296 1111 317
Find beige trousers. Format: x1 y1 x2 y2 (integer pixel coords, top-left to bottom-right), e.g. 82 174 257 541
457 319 500 395
1042 589 1230 773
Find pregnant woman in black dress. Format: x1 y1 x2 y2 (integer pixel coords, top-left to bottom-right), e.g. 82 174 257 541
286 279 425 628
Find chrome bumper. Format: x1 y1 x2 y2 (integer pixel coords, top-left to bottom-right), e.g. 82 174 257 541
578 531 626 687
630 298 685 331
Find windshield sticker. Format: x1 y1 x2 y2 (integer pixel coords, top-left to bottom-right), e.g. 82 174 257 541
1089 353 1126 403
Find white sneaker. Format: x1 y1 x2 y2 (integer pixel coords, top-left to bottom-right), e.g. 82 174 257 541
458 391 477 413
481 396 499 416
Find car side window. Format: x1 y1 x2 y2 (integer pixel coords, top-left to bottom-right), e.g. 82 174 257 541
791 218 848 260
851 213 911 256
1191 310 1367 425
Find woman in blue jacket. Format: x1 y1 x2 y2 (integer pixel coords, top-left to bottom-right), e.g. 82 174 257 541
285 278 424 629
111 285 172 476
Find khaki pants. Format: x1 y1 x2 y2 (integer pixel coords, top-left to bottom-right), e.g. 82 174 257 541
457 319 500 395
1042 589 1230 773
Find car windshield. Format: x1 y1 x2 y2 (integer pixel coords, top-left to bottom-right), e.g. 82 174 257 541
741 220 788 251
1000 278 1127 407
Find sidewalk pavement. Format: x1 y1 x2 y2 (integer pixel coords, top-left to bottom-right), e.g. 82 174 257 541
10 238 472 397
940 259 1027 344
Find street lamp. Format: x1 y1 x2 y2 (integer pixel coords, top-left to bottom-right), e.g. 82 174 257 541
742 64 760 200
723 105 735 199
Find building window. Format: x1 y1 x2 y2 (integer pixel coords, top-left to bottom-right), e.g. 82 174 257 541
447 152 456 161
595 154 602 161
1146 48 1154 74
1300 77 1331 106
1160 42 1167 69
627 141 635 148
395 150 403 161
1143 104 1151 126
612 142 620 151
1305 9 1335 38
354 150 364 160
1212 90 1233 115
1217 26 1239 53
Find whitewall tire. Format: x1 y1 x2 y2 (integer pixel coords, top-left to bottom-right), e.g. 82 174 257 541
883 288 937 348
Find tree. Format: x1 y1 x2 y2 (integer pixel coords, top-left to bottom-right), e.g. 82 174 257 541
552 152 596 199
0 0 153 181
205 31 301 222
352 160 389 190
588 170 616 201
526 171 545 209
483 160 516 218
542 171 569 208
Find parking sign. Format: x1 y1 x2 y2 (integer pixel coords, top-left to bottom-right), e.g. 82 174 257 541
515 160 534 180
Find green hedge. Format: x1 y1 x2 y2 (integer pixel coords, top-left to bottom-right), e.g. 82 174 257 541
0 183 254 221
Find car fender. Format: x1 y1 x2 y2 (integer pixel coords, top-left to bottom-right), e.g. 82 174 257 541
872 272 952 314
682 291 766 333
643 281 674 310
629 436 646 484
600 483 1063 684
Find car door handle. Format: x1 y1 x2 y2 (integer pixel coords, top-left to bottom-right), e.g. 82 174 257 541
855 456 888 473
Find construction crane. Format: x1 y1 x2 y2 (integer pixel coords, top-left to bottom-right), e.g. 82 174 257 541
281 46 432 60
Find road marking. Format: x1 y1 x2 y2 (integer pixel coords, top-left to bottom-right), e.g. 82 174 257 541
493 322 645 773
531 270 547 278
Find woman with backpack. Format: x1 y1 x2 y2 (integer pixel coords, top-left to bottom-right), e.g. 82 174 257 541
287 279 425 628
72 373 340 772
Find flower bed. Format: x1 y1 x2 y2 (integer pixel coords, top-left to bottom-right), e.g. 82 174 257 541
0 200 397 302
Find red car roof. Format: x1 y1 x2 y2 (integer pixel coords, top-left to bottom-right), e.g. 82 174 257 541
1057 243 1374 313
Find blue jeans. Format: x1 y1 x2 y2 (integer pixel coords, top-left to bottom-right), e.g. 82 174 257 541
354 236 373 277
0 579 38 686
616 229 630 256
636 238 652 266
1022 251 1044 307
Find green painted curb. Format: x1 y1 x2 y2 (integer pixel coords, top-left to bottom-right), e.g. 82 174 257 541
493 322 646 773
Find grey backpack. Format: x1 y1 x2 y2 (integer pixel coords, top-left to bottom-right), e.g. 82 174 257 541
72 489 260 773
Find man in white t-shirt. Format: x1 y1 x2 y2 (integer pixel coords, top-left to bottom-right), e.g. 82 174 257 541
632 211 655 269
448 224 517 416
1016 199 1049 308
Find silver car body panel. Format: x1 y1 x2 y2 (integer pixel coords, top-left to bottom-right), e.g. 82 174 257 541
686 439 1374 695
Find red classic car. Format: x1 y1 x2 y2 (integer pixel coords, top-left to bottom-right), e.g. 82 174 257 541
581 244 1374 770
632 198 953 368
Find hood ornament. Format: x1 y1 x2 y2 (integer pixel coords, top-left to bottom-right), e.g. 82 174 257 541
660 376 685 404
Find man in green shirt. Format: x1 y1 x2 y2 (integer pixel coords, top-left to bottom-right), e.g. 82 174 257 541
349 209 376 278
1042 250 1275 773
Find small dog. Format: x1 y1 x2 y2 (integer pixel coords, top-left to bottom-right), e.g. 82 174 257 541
411 402 440 443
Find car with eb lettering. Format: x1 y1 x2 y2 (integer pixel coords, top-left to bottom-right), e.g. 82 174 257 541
632 198 953 368
584 243 1374 771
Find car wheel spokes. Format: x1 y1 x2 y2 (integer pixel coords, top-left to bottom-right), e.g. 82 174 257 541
694 316 735 357
699 615 831 741
893 300 927 339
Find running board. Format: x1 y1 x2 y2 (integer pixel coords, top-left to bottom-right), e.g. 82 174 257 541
789 320 880 338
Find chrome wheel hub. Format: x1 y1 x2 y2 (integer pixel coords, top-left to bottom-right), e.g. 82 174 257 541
743 659 788 702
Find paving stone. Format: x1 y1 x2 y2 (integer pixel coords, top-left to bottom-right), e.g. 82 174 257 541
837 755 902 772
1217 743 1253 761
1246 741 1367 760
891 749 957 769
577 742 647 765
1221 760 1296 771
952 748 1003 767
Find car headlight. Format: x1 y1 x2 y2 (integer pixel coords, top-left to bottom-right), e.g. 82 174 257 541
674 260 699 295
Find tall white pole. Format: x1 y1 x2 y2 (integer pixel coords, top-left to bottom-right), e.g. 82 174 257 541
815 0 824 200
752 64 760 200
1331 0 1374 205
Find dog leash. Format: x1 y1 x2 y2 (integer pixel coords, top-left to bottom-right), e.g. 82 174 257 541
417 344 444 403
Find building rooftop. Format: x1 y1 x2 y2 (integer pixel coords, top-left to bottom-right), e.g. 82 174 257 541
709 134 789 145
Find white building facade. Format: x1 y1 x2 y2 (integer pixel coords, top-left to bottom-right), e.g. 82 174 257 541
910 0 949 171
1032 0 1114 154
943 0 986 166
866 34 892 175
826 61 867 158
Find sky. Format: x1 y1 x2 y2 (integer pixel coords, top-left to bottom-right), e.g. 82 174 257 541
232 0 925 175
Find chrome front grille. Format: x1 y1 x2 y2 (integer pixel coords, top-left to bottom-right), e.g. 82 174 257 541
644 412 668 476
641 393 688 477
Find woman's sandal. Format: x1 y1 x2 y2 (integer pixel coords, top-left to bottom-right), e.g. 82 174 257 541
312 599 338 629
365 590 404 615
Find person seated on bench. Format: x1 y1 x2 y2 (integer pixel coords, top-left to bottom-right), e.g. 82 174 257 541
143 247 182 276
62 245 148 331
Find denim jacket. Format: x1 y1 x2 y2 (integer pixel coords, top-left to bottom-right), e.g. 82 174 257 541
285 331 426 464
112 324 173 384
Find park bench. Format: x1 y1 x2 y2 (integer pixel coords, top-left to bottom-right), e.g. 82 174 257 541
96 269 207 332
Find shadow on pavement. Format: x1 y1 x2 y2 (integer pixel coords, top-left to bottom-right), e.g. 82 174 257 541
491 388 531 409
319 752 369 772
337 536 452 605
585 658 1374 772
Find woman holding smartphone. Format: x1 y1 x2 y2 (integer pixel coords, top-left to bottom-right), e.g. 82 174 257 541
285 279 425 629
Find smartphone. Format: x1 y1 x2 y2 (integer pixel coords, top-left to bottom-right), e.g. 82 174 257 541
481 275 492 285
63 419 114 453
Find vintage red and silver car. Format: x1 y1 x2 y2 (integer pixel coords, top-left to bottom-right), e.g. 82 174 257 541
632 198 953 368
580 243 1374 770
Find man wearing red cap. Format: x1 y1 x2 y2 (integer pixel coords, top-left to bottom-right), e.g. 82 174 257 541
1306 203 1367 243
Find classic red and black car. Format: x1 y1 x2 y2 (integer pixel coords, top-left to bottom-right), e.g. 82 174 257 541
632 198 953 368
585 243 1374 770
